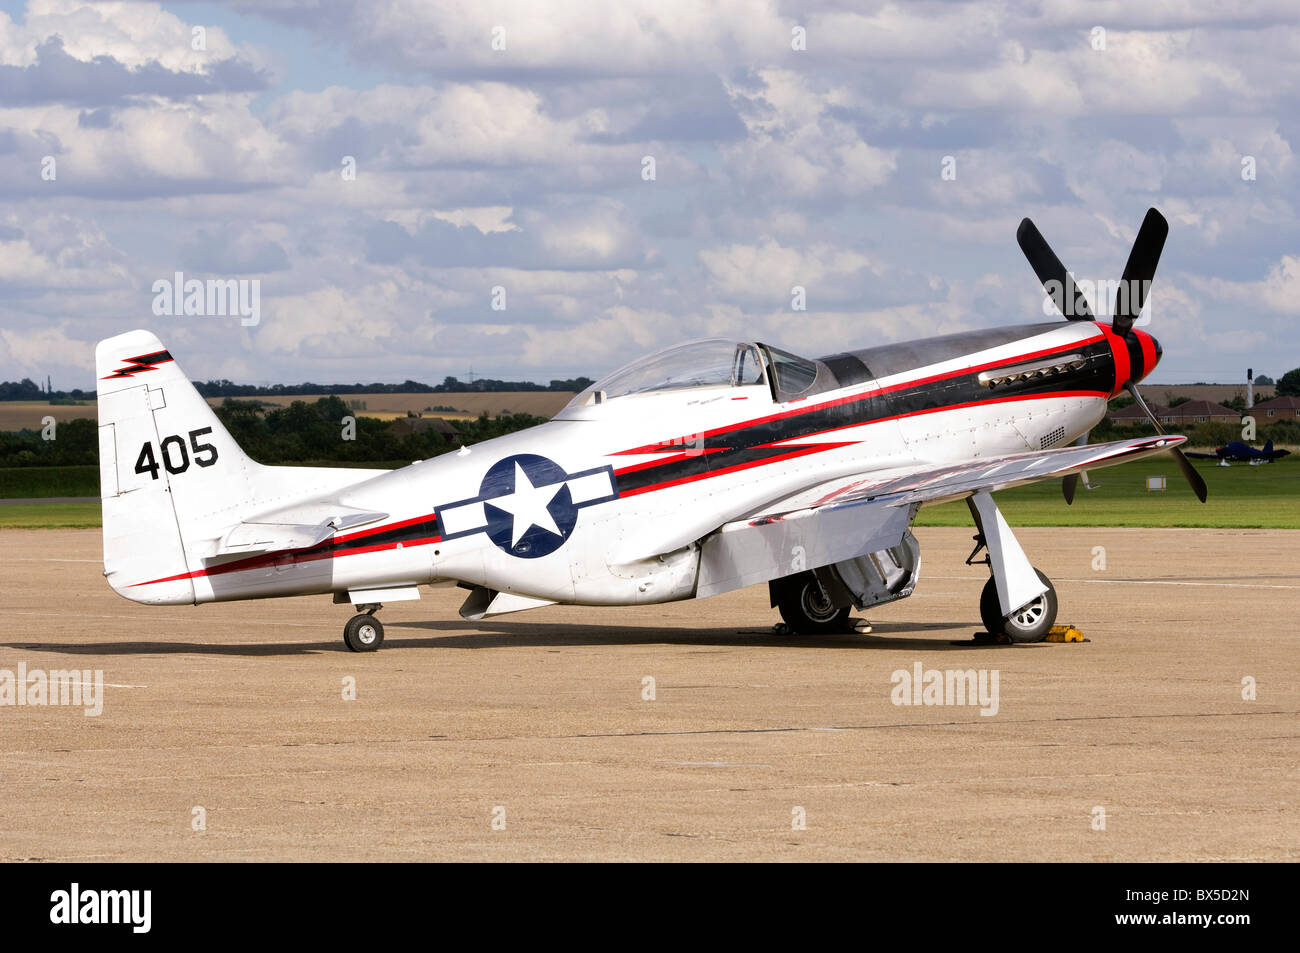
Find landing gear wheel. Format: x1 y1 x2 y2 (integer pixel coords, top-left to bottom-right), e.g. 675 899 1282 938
979 570 1057 643
344 613 384 652
777 573 853 634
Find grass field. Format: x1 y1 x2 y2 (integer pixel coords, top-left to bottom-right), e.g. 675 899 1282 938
1 458 1294 530
0 465 99 498
914 457 1299 528
0 502 101 528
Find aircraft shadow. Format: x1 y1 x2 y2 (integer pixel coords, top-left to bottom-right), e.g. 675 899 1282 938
0 620 988 657
385 618 984 652
0 639 335 658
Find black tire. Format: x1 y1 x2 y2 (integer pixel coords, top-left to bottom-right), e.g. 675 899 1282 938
777 573 853 634
979 570 1056 643
344 613 384 652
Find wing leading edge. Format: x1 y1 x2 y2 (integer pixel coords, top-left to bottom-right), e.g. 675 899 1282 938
746 434 1186 515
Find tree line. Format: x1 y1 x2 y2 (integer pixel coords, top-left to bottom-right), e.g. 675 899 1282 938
7 367 1299 402
0 397 547 468
1091 415 1300 446
0 375 594 402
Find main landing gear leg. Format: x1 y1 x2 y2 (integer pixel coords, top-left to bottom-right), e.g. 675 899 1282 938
343 603 385 652
966 491 1057 643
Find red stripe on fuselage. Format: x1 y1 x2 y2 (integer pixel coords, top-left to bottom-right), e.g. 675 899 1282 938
611 447 727 475
615 388 1107 496
129 513 442 588
616 442 859 498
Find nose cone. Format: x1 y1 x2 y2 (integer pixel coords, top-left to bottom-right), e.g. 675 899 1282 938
1132 328 1161 382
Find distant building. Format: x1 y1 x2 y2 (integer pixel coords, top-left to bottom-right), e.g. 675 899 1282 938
389 416 460 439
1165 400 1237 425
1109 401 1175 427
1250 395 1300 421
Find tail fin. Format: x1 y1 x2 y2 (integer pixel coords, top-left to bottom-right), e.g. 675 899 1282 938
96 330 386 604
1263 440 1274 455
97 330 267 603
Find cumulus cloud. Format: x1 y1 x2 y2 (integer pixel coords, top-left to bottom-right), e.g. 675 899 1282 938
0 35 269 107
0 0 1297 386
699 238 876 304
0 213 132 293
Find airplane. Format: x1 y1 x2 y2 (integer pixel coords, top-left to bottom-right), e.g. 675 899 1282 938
1186 440 1291 463
94 207 1205 651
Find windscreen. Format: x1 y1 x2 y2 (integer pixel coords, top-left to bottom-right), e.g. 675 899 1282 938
575 339 766 402
765 345 819 397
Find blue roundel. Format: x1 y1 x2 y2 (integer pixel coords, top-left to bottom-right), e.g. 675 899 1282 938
479 454 578 558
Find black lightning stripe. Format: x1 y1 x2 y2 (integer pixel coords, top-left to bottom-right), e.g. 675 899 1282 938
102 350 174 380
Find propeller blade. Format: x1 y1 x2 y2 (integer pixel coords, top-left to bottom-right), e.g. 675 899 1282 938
1125 382 1208 502
1113 208 1168 337
1062 433 1089 504
1017 218 1094 321
1171 444 1210 503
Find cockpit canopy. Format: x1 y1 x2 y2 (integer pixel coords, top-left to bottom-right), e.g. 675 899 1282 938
567 338 823 409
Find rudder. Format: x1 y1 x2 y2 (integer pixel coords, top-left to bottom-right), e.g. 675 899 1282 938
97 330 261 604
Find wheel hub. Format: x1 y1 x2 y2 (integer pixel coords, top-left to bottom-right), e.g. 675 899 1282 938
801 582 836 621
1011 597 1046 628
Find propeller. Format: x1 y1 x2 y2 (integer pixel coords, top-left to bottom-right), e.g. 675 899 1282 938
1015 207 1206 504
1124 382 1208 502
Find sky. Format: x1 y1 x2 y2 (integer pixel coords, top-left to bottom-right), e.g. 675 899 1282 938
0 0 1297 389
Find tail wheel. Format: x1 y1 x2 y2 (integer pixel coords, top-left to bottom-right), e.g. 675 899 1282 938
979 570 1057 643
344 613 384 652
777 573 852 634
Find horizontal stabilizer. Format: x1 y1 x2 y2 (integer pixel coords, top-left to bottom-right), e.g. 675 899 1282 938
335 585 421 605
459 588 557 620
208 504 388 558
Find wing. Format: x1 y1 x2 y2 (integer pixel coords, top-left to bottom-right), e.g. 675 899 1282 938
696 435 1184 598
758 434 1186 512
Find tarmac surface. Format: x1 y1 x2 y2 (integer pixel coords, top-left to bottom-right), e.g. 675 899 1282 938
1 526 1296 862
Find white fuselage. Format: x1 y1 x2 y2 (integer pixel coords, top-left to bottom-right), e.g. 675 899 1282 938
179 321 1115 608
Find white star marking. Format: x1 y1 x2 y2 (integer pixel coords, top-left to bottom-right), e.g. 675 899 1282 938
491 463 563 547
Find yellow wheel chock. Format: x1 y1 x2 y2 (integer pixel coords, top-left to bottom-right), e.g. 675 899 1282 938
1044 625 1086 643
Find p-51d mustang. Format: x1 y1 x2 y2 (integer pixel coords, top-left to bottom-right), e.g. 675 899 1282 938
96 208 1205 650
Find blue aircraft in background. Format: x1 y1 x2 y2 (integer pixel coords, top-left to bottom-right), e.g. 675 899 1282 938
1186 440 1292 463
